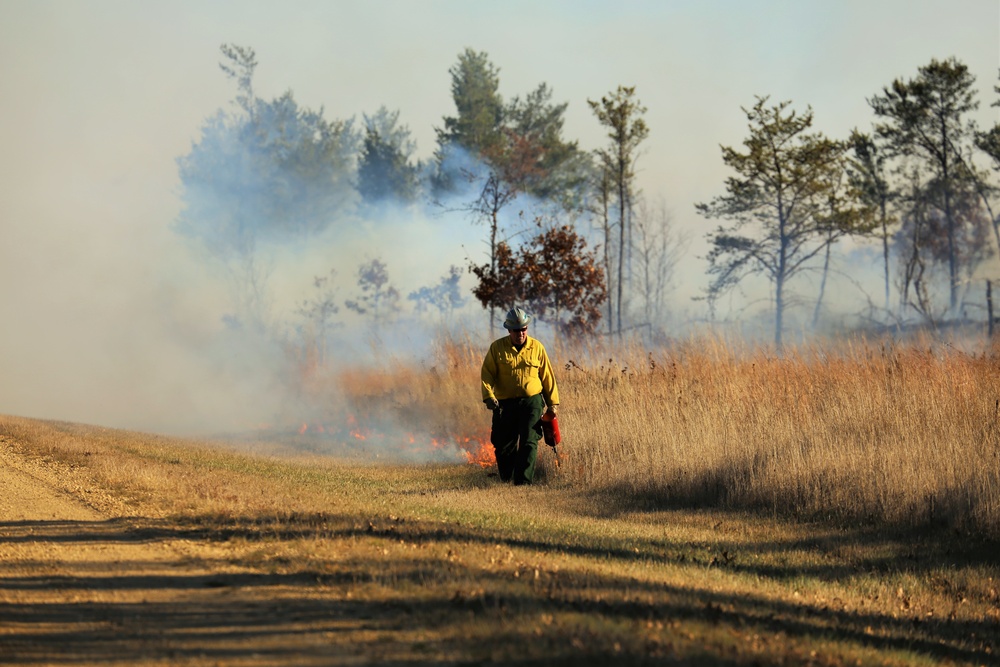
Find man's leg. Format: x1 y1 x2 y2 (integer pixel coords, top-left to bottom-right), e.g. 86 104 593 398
491 400 519 482
512 395 545 485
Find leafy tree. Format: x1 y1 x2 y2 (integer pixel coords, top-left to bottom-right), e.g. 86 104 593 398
588 86 649 336
433 48 504 195
696 97 855 348
440 48 504 154
468 241 521 322
218 44 257 119
979 124 1000 170
976 72 1000 168
177 44 358 253
506 83 591 206
519 224 607 337
434 49 587 208
357 106 420 206
868 57 982 313
470 222 606 338
435 50 591 331
408 265 466 319
345 258 401 328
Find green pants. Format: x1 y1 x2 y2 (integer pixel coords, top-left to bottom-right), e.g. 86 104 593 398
491 394 545 485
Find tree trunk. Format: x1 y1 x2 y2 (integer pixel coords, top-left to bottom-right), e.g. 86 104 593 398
775 272 785 350
488 194 499 333
880 199 891 315
775 233 788 349
987 279 994 339
941 117 959 314
774 199 789 349
812 238 832 329
616 163 626 337
602 185 613 336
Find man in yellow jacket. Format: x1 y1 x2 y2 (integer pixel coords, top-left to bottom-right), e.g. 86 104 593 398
481 306 559 485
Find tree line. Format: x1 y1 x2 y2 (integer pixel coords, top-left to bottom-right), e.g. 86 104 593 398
700 58 1000 346
175 45 1000 351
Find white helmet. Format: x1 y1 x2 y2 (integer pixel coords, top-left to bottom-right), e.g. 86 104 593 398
503 306 531 330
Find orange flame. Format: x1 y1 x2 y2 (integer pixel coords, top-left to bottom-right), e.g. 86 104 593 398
461 435 495 467
294 414 496 468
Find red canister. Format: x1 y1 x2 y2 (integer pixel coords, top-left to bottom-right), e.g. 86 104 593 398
541 412 561 446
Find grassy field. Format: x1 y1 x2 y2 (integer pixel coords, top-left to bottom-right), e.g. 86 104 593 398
1 334 999 664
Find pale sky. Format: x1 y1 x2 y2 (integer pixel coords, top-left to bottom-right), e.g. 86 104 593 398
1 0 997 433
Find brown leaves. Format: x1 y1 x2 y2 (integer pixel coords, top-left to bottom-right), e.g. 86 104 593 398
469 224 607 337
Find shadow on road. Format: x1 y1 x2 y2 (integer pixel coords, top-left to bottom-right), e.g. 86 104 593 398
1 511 997 665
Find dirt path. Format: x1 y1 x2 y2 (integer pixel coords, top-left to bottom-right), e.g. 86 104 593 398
0 441 103 521
0 440 366 666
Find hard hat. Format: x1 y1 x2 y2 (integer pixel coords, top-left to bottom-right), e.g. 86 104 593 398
503 306 531 330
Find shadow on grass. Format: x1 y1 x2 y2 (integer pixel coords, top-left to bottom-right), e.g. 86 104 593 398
584 464 1000 540
1 504 997 581
0 511 998 665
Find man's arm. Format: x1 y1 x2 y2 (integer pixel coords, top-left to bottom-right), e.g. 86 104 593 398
538 345 559 411
481 343 499 402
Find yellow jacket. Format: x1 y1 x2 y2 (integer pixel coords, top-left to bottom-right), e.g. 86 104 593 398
481 336 559 406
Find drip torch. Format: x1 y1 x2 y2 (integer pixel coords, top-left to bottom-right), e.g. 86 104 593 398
541 411 562 467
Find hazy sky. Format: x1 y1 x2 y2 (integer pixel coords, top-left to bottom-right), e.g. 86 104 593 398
1 0 997 433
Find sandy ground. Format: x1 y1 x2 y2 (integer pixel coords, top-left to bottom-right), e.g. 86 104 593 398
0 438 369 666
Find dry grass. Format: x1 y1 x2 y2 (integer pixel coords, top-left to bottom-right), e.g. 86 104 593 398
563 336 1000 536
318 333 1000 538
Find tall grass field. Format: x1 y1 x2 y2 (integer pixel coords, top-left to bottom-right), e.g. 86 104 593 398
328 333 1000 537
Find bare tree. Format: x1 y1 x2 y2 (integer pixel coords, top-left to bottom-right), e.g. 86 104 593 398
587 166 614 335
297 269 340 368
633 197 689 332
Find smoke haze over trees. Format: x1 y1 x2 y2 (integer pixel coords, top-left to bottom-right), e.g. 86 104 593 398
358 106 421 207
175 44 1000 358
176 45 360 332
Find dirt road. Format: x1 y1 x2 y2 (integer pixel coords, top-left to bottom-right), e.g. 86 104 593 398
0 438 367 666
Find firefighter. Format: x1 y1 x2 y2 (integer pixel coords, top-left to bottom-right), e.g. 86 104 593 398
481 306 559 485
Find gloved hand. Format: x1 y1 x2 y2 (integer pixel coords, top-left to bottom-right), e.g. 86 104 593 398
485 398 500 411
545 404 557 417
